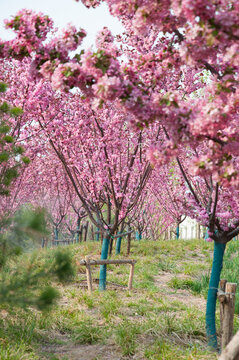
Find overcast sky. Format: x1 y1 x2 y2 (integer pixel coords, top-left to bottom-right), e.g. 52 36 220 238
0 0 124 48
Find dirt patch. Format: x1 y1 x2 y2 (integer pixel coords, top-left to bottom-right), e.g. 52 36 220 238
155 272 206 309
41 341 121 360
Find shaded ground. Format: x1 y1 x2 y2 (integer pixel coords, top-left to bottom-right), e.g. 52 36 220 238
42 340 120 360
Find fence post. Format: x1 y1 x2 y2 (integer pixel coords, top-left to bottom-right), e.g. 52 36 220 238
219 279 227 334
219 330 239 360
219 281 237 350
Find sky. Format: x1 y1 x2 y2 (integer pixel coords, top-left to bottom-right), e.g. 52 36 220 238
0 0 124 48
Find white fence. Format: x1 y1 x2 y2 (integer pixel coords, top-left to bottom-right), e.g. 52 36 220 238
165 217 206 240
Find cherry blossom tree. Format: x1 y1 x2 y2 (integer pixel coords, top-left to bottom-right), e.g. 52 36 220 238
148 162 187 239
31 95 155 290
0 57 158 290
62 195 87 243
150 143 239 349
2 2 239 346
2 4 239 185
31 162 72 246
127 188 169 242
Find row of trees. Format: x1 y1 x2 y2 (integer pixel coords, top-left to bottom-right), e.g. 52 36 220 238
1 0 239 350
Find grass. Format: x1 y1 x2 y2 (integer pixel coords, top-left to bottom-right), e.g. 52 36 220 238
114 320 140 355
221 240 239 314
2 238 236 359
73 318 107 344
166 240 239 314
168 274 210 296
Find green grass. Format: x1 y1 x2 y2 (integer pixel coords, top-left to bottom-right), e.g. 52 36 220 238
114 320 140 355
167 240 239 315
73 318 107 344
221 240 239 314
168 274 210 296
98 291 121 320
0 238 224 359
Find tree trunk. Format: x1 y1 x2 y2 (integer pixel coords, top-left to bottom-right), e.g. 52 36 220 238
205 227 209 240
176 224 180 240
206 241 226 350
95 227 100 242
84 221 89 242
76 216 81 243
54 227 59 246
99 234 110 291
80 225 83 242
109 235 114 256
127 229 132 256
136 231 142 240
91 225 94 241
116 232 122 255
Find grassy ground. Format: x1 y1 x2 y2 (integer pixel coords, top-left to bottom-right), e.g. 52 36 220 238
0 238 238 360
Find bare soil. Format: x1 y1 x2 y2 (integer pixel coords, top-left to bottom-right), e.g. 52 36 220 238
155 272 206 309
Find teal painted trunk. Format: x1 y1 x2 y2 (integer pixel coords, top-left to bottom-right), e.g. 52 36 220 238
206 241 226 350
96 227 100 242
54 228 59 246
115 233 122 255
176 225 180 239
76 217 81 243
205 228 209 240
136 231 142 240
99 236 110 291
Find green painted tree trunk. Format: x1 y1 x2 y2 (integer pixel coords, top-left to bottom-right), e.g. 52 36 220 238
176 225 180 239
136 231 142 240
205 228 209 240
96 227 100 242
115 232 122 255
76 216 81 243
206 241 226 350
99 235 110 291
54 227 59 247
